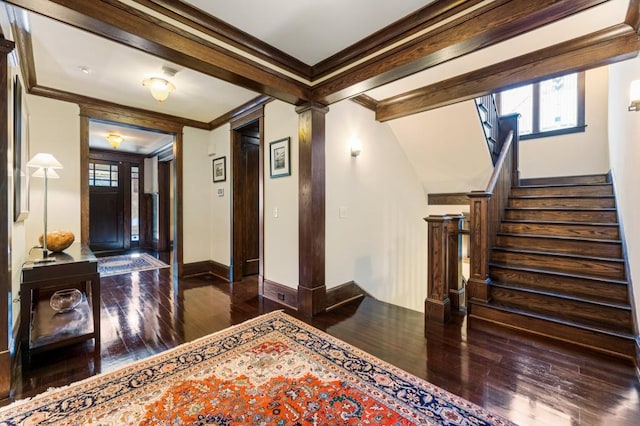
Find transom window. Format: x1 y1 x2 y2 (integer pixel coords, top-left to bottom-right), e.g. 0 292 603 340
497 72 585 140
89 162 118 187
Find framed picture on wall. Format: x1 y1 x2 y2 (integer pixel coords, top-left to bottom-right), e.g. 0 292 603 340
13 75 29 222
212 156 226 182
269 137 290 178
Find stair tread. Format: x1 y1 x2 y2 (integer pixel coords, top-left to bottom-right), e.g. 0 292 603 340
489 281 631 310
470 300 635 340
505 207 617 211
510 195 614 199
492 247 624 262
489 263 629 286
496 232 622 244
502 219 618 226
516 183 612 189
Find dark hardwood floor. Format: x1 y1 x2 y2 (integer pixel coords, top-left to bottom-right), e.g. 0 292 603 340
6 265 640 425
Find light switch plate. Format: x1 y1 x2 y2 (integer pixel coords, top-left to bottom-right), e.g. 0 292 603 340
217 188 224 197
273 207 279 218
339 206 348 218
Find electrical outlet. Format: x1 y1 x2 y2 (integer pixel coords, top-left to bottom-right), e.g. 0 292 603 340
277 293 285 301
339 206 348 218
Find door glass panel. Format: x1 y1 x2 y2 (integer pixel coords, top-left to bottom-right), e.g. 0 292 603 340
89 162 118 187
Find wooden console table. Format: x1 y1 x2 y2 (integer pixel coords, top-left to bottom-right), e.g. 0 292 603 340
20 243 100 363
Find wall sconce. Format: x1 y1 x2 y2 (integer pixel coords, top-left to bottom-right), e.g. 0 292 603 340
142 66 177 103
106 133 123 149
629 80 640 111
350 137 362 157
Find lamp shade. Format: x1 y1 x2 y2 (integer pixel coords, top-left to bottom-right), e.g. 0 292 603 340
142 77 175 103
32 168 60 179
27 153 63 169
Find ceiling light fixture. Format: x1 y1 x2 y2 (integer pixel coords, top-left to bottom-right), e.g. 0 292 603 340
106 133 124 149
142 66 178 103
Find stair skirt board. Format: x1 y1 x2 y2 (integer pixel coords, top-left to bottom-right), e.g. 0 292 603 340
468 303 636 360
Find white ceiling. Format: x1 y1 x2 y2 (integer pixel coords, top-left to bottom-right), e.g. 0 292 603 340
182 0 436 65
0 0 632 153
89 121 173 155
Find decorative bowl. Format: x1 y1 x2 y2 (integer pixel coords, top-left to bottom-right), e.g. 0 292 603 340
39 230 75 252
49 289 83 313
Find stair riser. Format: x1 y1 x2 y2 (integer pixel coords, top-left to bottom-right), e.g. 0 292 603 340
519 175 609 185
500 222 619 239
509 198 615 208
489 266 629 303
495 235 622 258
489 287 633 332
512 185 613 197
468 304 635 360
492 251 625 279
505 209 617 223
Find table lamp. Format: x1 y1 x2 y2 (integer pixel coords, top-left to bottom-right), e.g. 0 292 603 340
27 153 63 263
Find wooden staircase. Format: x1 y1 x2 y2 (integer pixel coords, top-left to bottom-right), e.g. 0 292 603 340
468 173 636 360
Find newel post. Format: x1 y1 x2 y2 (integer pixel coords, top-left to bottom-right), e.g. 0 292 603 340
446 214 464 310
424 215 451 324
500 113 520 187
467 192 491 302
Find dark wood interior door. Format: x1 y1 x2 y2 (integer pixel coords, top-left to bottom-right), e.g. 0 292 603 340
241 137 260 275
89 160 125 252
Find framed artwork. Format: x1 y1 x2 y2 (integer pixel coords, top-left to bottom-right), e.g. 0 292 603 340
13 75 29 222
269 137 291 178
212 156 226 182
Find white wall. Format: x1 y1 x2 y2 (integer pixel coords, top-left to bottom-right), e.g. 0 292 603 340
25 96 81 251
386 101 493 194
182 126 213 263
209 124 231 265
326 100 429 312
264 101 299 288
519 67 610 178
607 58 640 332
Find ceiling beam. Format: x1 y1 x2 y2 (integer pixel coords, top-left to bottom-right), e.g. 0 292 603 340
376 24 640 122
32 85 210 131
132 0 311 79
6 6 36 90
312 0 610 105
5 0 312 105
209 95 272 130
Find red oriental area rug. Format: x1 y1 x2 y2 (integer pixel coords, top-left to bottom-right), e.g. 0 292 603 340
0 311 516 425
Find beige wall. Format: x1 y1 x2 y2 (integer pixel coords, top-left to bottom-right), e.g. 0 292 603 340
607 58 640 331
519 67 610 179
263 101 300 288
209 124 231 266
182 127 213 263
326 100 429 311
386 101 493 194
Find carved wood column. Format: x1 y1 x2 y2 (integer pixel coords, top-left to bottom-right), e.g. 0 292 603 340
0 36 15 399
446 214 464 310
425 215 451 324
467 192 491 302
296 103 328 316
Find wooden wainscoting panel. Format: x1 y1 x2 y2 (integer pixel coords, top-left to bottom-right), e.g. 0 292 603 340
262 279 298 310
183 260 230 281
428 192 469 205
325 281 368 311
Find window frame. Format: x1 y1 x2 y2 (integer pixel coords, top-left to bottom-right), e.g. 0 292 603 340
497 72 586 140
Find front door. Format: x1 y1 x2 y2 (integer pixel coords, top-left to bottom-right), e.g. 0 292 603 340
89 160 124 251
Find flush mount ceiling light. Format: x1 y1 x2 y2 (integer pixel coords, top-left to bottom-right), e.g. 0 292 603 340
106 133 124 149
142 66 178 103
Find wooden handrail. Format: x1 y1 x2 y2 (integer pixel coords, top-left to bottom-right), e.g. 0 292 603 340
467 113 519 303
485 130 514 192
